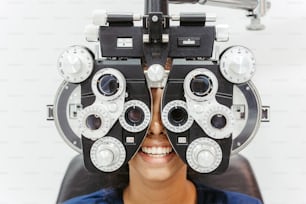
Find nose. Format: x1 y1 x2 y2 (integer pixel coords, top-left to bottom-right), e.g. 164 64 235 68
147 88 166 137
148 115 165 136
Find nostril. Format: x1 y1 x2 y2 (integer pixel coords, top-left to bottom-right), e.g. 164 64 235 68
147 130 166 137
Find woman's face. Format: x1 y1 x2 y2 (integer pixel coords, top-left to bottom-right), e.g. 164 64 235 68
128 88 187 182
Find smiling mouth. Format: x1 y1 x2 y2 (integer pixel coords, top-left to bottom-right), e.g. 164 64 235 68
141 147 173 157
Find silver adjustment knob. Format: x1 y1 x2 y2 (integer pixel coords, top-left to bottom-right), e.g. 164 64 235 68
186 137 222 173
147 64 165 82
90 137 126 172
197 149 215 167
97 149 114 166
220 46 256 84
57 46 94 83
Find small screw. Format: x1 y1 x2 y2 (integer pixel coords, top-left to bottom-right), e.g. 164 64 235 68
152 15 159 22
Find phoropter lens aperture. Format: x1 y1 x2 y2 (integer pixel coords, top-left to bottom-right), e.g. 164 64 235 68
169 107 188 126
97 74 119 96
161 100 194 133
211 114 227 129
190 75 212 97
120 100 151 133
86 114 102 130
125 106 144 126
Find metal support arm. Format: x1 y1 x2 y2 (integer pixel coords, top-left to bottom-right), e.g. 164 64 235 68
169 0 271 30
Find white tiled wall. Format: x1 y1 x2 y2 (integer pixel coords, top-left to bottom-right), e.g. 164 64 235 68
0 0 305 203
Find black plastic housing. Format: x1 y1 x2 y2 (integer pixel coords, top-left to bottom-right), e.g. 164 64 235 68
162 59 233 174
99 26 215 59
81 59 151 173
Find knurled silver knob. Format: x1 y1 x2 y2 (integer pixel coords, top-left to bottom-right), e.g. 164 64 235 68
147 64 165 82
90 137 126 172
57 46 94 83
186 137 222 173
220 46 256 84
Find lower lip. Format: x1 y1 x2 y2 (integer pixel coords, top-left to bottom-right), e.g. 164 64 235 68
138 151 176 164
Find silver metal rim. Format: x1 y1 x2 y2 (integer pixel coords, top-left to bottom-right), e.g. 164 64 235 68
119 100 151 133
184 68 218 102
53 81 82 152
231 81 262 154
91 68 126 101
161 100 194 133
79 104 111 140
202 102 234 139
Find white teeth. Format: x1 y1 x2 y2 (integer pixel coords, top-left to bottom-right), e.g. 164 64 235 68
141 147 172 156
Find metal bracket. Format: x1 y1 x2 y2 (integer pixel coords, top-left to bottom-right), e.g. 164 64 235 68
46 105 54 121
232 104 246 120
261 105 270 122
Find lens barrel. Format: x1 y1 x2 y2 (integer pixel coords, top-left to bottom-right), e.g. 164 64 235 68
125 106 145 126
211 114 227 129
97 74 119 96
86 114 102 130
119 100 151 133
168 107 188 126
190 75 212 97
162 100 194 133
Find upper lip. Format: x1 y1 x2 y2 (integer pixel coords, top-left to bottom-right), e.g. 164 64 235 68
141 138 171 148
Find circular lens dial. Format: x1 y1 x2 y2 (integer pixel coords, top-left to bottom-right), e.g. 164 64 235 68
92 68 126 101
57 46 94 83
119 100 151 133
90 137 126 172
79 105 111 140
202 103 234 139
186 137 222 173
162 100 194 133
97 74 119 96
190 75 212 97
184 68 218 102
220 46 256 84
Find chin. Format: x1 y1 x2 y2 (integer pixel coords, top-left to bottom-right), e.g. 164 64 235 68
140 167 177 182
129 152 187 183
